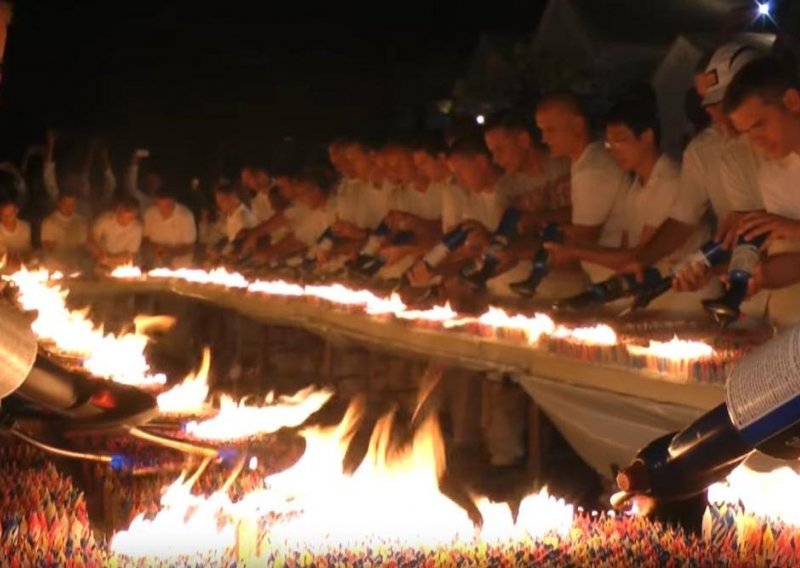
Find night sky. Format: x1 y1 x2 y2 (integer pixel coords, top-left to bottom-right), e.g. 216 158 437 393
0 0 548 177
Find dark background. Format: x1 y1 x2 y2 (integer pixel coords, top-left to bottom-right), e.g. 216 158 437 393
0 0 548 177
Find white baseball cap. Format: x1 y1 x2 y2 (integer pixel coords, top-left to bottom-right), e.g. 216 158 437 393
703 42 762 106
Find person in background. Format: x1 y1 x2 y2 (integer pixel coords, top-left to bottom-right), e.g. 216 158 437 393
405 136 507 306
40 190 88 271
86 196 142 270
350 140 442 280
125 148 163 211
142 188 197 268
209 182 256 262
241 164 275 224
250 166 337 268
43 130 116 218
0 186 32 270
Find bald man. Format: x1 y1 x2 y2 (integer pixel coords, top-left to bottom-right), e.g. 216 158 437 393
511 92 630 295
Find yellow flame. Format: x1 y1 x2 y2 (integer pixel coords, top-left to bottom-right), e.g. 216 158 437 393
7 268 165 386
157 348 212 414
184 386 334 441
478 308 556 343
110 264 143 279
112 398 576 561
553 324 618 346
709 465 800 526
133 314 177 335
626 336 715 361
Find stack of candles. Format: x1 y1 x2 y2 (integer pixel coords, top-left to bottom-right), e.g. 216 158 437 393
0 442 107 566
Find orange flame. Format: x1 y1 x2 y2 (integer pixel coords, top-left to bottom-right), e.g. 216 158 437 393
626 336 715 361
157 348 212 414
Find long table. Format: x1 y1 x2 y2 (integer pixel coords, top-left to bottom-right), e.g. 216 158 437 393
65 277 726 475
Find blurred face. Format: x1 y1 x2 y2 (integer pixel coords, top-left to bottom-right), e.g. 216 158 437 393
273 175 295 199
142 172 163 195
484 127 530 173
0 203 17 226
115 208 138 227
447 153 492 193
215 191 231 214
383 147 416 184
155 197 176 218
604 123 651 173
346 146 373 179
729 92 800 159
295 181 323 208
57 196 77 217
413 150 449 182
535 104 583 159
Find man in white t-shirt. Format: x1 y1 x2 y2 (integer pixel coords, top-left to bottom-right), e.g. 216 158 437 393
87 197 143 269
627 43 763 276
350 142 442 279
142 189 197 268
404 137 507 307
460 111 572 294
509 91 630 297
723 56 800 329
209 182 256 261
40 192 89 270
250 167 337 268
0 191 31 270
241 165 275 223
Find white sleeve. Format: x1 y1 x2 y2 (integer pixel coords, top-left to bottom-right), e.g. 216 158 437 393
720 149 763 212
40 218 55 244
102 167 117 202
183 210 197 244
125 165 147 205
571 169 624 227
645 177 680 230
43 160 59 205
128 224 143 254
670 148 709 225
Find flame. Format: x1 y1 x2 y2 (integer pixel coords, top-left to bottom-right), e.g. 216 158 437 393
553 323 618 346
247 279 304 297
149 267 250 288
157 348 212 414
110 264 143 279
6 268 165 386
477 308 556 343
709 465 800 526
112 398 575 561
133 314 177 335
184 386 334 441
396 302 460 322
626 336 715 361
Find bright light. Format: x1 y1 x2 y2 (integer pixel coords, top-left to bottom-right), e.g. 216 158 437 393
757 2 770 16
476 114 485 125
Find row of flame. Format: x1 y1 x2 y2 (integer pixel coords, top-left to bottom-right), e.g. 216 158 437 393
3 265 794 561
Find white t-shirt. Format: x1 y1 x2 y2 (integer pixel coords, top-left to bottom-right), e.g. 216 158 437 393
143 204 197 246
337 180 394 230
390 182 443 221
670 125 731 225
613 155 681 247
92 212 142 255
288 198 338 247
41 211 88 250
225 203 257 241
250 191 275 223
442 181 508 233
500 157 572 212
570 141 630 246
720 135 764 213
0 220 31 254
756 153 800 219
143 203 197 267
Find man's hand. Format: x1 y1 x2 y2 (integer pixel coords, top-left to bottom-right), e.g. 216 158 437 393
543 241 577 264
716 211 747 250
380 245 414 267
737 211 800 250
672 261 711 292
408 260 433 286
616 261 646 283
721 262 764 299
331 221 362 240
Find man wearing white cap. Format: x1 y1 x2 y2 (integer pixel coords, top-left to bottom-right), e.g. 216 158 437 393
723 56 800 329
624 41 767 321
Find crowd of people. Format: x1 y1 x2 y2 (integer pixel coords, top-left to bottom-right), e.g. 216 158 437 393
3 40 800 331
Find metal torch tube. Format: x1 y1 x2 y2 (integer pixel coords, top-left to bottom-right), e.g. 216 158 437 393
128 426 219 459
5 427 113 463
